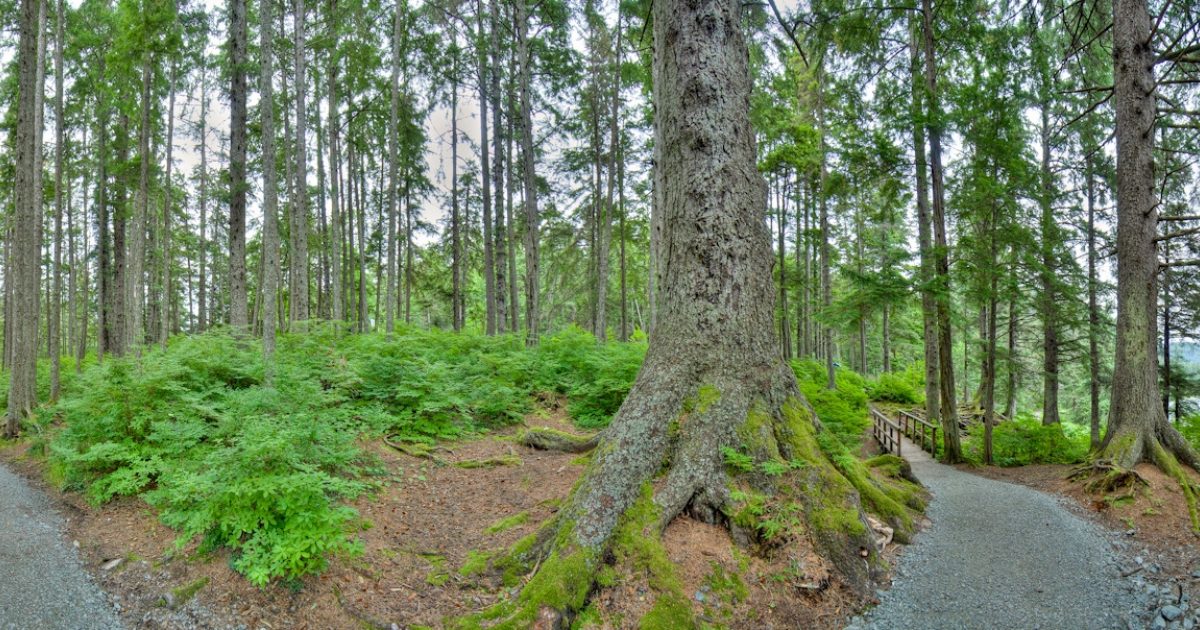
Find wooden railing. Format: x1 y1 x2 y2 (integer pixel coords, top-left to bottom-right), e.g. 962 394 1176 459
896 409 940 457
870 407 903 457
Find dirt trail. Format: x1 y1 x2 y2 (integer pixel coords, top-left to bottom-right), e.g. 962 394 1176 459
849 436 1140 630
0 460 122 630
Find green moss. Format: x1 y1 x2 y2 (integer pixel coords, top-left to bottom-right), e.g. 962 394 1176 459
572 604 603 629
485 511 530 534
1151 441 1200 533
166 576 209 608
459 550 496 577
681 384 721 416
421 553 451 586
704 561 748 604
864 454 906 478
455 454 522 469
639 593 694 630
737 405 782 461
1101 432 1138 464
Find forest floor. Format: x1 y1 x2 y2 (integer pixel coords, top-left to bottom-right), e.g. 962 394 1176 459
0 396 872 629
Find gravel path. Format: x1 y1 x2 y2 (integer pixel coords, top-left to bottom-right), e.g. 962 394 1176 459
0 460 122 630
848 438 1141 630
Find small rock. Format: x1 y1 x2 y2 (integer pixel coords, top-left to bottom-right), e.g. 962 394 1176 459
1155 616 1169 630
694 591 706 603
1183 619 1195 630
101 558 124 572
1127 529 1138 537
1191 569 1200 579
162 592 177 609
1137 556 1145 565
1164 605 1184 621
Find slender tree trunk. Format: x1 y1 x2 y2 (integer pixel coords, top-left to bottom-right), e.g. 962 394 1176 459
260 0 281 382
1086 158 1101 447
517 0 540 346
327 13 344 323
161 62 176 350
288 0 310 324
491 0 507 334
229 0 249 330
921 0 961 461
385 2 402 334
197 66 208 333
1102 0 1200 487
50 0 64 400
450 53 463 332
1039 84 1060 425
126 54 152 351
817 67 834 390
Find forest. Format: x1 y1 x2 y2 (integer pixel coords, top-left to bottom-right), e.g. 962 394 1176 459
0 0 1199 626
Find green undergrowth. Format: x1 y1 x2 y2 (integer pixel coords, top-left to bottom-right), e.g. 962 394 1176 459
1182 415 1200 452
791 359 870 450
865 364 925 406
41 325 651 587
961 413 1090 466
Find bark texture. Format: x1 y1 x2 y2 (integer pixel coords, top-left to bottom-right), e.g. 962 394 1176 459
480 0 894 623
6 0 43 436
1102 0 1199 529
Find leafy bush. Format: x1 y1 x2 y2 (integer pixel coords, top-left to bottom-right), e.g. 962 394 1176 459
1182 415 1200 451
866 365 925 405
791 359 870 449
528 326 646 429
960 414 1090 466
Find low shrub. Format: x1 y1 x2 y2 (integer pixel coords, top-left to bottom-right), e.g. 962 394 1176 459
866 365 925 405
791 359 870 449
961 413 1090 466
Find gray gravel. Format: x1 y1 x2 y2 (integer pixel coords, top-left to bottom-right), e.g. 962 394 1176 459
0 460 122 630
848 440 1142 630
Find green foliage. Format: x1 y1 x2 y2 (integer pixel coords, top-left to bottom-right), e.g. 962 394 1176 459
961 414 1091 466
866 365 925 405
1181 415 1200 452
531 327 647 429
791 359 870 449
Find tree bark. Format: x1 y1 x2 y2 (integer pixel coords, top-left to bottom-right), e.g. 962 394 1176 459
491 1 891 622
261 0 280 381
327 6 344 323
161 61 176 349
5 0 44 436
290 0 310 324
1103 0 1200 504
50 0 64 400
1086 157 1101 448
229 0 249 330
920 0 961 461
126 53 152 351
517 0 539 346
197 63 208 333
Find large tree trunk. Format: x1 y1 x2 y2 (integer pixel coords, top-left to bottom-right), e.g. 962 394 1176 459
491 0 508 335
260 0 280 382
484 0 899 622
228 0 249 330
1102 0 1199 529
5 0 44 436
921 0 962 462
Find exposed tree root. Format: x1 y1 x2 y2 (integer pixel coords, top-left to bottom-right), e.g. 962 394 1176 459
382 436 448 465
1079 424 1200 533
452 377 923 628
454 455 523 469
1069 460 1149 494
518 427 599 453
